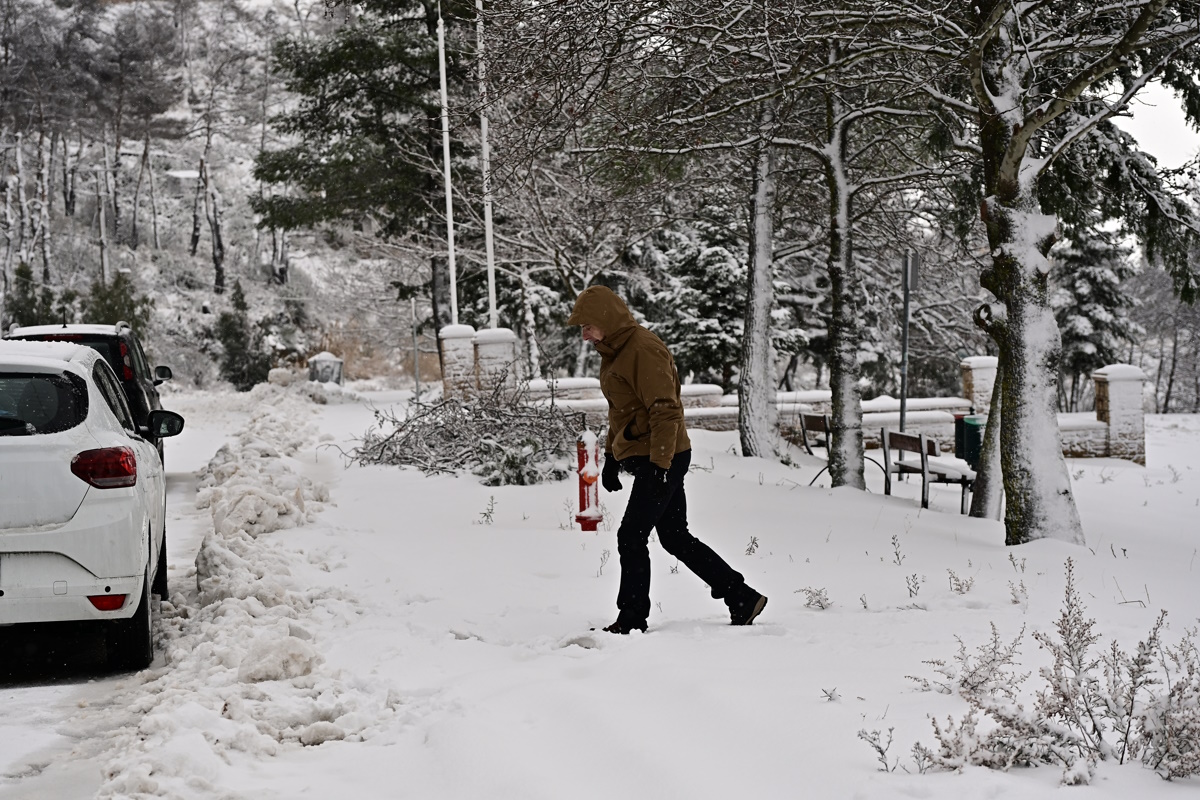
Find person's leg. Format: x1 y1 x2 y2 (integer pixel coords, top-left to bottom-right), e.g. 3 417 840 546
612 456 675 627
653 454 748 601
654 451 767 624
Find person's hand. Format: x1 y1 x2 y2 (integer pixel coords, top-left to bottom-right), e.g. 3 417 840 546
601 454 623 492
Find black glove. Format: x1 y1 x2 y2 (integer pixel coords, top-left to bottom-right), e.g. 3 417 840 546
644 462 671 495
601 454 623 493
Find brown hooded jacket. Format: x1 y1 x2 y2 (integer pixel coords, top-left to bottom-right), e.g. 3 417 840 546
567 286 691 468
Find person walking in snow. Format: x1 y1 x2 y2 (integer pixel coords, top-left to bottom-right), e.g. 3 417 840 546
568 285 768 633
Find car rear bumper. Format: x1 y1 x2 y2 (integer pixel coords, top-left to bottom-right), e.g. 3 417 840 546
0 488 148 579
0 563 143 624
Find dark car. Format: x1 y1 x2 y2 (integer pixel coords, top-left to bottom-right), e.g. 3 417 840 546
5 322 175 461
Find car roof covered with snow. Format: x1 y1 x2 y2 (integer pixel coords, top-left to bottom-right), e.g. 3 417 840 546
0 339 99 374
7 323 130 338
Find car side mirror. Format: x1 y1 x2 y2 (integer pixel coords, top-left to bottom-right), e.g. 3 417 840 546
153 365 173 385
147 409 185 439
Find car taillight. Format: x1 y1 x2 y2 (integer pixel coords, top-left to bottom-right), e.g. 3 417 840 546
119 341 134 380
88 594 128 611
71 447 137 488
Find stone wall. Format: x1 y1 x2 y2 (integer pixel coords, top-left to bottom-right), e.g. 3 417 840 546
439 337 1148 464
957 358 1148 463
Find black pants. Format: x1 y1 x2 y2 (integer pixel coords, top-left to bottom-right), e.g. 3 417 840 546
615 450 747 624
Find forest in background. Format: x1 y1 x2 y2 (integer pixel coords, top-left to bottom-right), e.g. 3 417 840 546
0 0 1198 416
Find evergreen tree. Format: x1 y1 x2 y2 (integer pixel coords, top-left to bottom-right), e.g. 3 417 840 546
8 263 56 327
82 271 153 332
252 0 473 238
1051 226 1139 411
215 280 271 391
635 220 746 390
7 263 79 328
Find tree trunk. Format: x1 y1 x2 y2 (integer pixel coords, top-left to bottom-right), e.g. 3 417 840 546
202 161 226 294
825 107 865 490
972 3 1085 547
738 112 778 459
60 132 79 217
2 179 14 321
131 137 149 250
96 175 110 287
189 159 204 257
102 133 117 244
1163 327 1179 413
35 130 50 282
14 133 30 264
996 274 1082 545
148 149 161 250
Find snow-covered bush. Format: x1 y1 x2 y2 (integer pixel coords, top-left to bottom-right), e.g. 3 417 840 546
348 380 580 485
905 559 1200 784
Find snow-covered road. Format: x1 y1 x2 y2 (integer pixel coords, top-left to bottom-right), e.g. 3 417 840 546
2 383 1198 799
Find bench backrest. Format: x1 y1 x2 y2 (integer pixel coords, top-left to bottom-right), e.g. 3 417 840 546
798 412 832 456
800 413 829 435
884 429 939 457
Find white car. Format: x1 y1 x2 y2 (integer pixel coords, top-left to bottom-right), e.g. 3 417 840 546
0 340 183 671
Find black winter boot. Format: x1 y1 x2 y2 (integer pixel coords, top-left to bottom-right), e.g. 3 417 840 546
601 617 648 634
728 590 768 626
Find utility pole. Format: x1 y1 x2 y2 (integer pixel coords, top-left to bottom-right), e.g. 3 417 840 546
437 3 458 325
899 249 918 432
477 0 497 329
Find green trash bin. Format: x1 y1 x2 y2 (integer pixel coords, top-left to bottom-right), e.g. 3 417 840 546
963 414 987 470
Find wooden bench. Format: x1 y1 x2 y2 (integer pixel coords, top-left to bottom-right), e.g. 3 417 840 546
880 427 976 514
797 412 832 456
797 413 886 485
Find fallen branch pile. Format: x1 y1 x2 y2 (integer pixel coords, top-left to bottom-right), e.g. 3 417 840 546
348 381 587 486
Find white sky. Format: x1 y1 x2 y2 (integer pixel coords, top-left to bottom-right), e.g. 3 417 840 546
1114 81 1200 170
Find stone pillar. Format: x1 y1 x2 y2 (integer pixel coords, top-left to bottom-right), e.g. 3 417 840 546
960 356 998 414
439 324 477 400
1093 364 1148 465
474 327 520 391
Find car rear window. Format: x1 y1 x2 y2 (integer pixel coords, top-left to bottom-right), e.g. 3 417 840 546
12 334 121 379
0 372 88 435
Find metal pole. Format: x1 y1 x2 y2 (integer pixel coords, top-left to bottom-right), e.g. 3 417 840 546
476 0 497 329
899 250 912 433
437 5 458 325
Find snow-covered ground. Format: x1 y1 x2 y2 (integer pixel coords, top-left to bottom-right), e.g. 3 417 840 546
1 384 1198 799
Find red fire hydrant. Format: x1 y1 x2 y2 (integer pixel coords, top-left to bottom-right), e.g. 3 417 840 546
575 431 602 532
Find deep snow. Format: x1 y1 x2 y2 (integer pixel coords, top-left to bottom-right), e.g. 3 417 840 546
1 383 1198 799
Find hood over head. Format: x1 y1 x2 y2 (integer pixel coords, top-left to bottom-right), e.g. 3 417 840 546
566 286 636 333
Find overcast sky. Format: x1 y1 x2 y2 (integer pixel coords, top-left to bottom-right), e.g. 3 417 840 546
1114 81 1200 170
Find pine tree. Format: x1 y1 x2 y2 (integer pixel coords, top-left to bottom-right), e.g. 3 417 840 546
252 0 473 239
215 281 271 392
7 263 79 328
82 272 153 332
636 220 747 390
1051 227 1139 411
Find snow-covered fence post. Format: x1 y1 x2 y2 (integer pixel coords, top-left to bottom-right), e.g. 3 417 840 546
960 356 998 414
474 327 519 390
439 324 477 400
1092 365 1147 466
575 430 601 532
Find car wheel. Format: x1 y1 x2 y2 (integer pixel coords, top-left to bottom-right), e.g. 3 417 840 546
106 562 153 672
152 529 169 601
